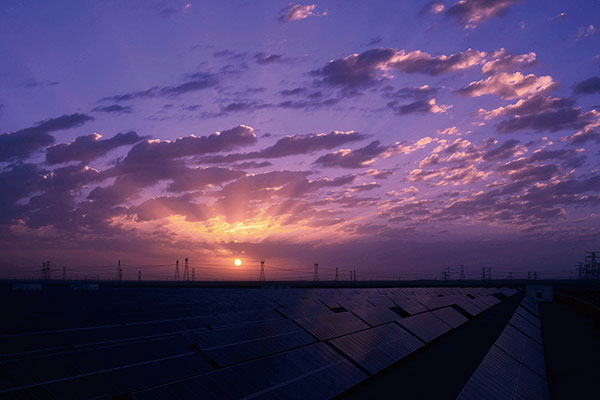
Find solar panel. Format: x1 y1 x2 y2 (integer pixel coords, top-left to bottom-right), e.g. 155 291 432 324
294 311 369 340
457 345 549 400
516 306 541 328
349 306 403 327
329 323 424 375
431 307 469 329
495 324 546 378
397 312 451 343
508 313 543 345
388 296 428 315
130 342 367 400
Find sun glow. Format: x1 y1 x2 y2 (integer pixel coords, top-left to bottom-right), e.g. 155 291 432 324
234 258 242 267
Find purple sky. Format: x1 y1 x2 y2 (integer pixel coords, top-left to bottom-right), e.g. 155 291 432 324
1 1 599 280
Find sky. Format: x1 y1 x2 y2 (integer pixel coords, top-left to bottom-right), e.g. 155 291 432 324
1 0 599 280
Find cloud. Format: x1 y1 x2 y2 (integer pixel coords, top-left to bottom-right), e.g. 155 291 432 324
124 125 257 164
0 113 94 162
313 140 392 168
20 79 60 88
387 98 451 115
577 25 596 40
419 2 445 16
254 53 288 64
311 48 485 89
476 95 574 120
445 0 522 29
573 77 600 95
496 107 594 133
381 84 438 99
166 167 246 192
279 87 307 96
481 48 536 74
457 72 556 100
279 3 323 22
46 131 146 164
200 130 366 164
135 195 211 222
482 139 523 161
92 104 133 114
100 72 219 102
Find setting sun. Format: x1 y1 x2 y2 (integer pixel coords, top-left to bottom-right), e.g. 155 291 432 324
234 258 242 267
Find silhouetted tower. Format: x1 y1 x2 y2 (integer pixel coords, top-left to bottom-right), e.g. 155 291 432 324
335 267 339 281
47 261 51 280
259 260 266 282
138 270 141 281
534 271 537 280
486 267 492 280
192 268 195 281
527 271 531 280
174 260 180 281
349 271 352 281
460 265 465 281
313 262 319 281
117 260 122 282
41 262 46 280
183 258 189 281
585 252 599 280
62 266 66 281
353 270 357 281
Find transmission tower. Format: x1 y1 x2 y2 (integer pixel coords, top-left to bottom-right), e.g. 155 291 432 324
353 270 357 281
313 262 319 281
117 260 122 282
183 258 189 281
259 260 266 282
62 266 66 281
335 267 339 281
138 270 141 281
460 264 465 281
192 268 195 281
174 260 180 281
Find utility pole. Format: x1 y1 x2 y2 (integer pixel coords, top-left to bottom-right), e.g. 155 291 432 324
335 267 339 281
117 260 122 282
138 270 141 281
183 258 189 281
174 260 180 281
192 268 195 281
313 262 319 281
459 264 465 281
259 260 266 282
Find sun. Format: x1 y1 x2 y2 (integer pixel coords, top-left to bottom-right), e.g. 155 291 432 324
234 258 242 267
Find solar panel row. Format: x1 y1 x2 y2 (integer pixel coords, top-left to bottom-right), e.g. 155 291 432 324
456 296 549 400
0 286 514 399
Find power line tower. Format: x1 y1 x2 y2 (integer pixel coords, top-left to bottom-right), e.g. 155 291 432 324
353 270 357 281
62 266 66 281
174 260 180 281
335 267 339 281
585 251 599 281
47 261 51 280
313 262 319 281
460 264 465 281
192 268 195 281
259 260 266 282
183 258 189 281
117 260 122 282
138 270 141 281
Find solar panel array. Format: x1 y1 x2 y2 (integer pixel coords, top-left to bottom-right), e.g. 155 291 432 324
456 296 549 400
0 286 518 399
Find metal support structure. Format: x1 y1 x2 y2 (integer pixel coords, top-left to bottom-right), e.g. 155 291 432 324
183 258 189 281
259 260 266 282
313 262 319 281
174 260 180 281
335 267 339 281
